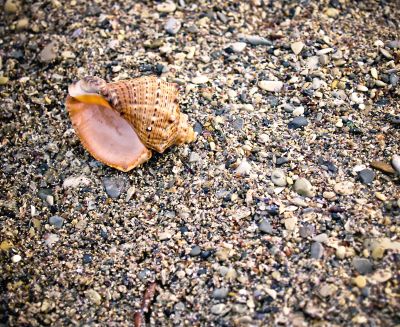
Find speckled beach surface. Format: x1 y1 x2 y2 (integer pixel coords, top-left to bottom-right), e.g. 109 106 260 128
1 0 399 326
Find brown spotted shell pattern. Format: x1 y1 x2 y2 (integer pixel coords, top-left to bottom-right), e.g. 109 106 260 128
66 76 195 171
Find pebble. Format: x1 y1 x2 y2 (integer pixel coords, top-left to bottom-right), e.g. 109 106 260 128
370 67 378 79
5 0 18 14
336 246 346 259
391 155 400 174
324 7 340 18
358 169 375 185
212 288 229 299
284 217 297 231
39 41 57 63
235 159 251 176
293 178 314 197
190 246 201 256
11 254 21 263
159 231 172 241
230 42 247 53
63 175 91 188
43 233 59 247
211 303 229 315
258 219 273 234
352 257 373 275
258 80 283 92
49 215 64 228
370 161 396 174
189 152 201 163
103 177 125 198
379 48 393 59
165 18 181 35
291 41 304 55
192 75 209 84
299 224 315 238
319 284 337 297
271 169 287 187
0 76 9 85
85 289 102 305
292 106 304 117
353 276 367 288
83 254 93 264
16 17 29 31
156 2 176 13
311 242 324 259
313 233 328 243
288 116 308 129
323 191 336 200
125 186 136 202
239 35 271 46
334 181 354 195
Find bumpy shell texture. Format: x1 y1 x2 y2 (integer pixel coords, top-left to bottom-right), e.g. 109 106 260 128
66 76 195 172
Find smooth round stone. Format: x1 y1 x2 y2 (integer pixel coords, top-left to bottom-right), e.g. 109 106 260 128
288 116 308 129
299 224 315 238
276 157 289 166
5 0 19 13
313 233 328 243
294 178 313 197
370 161 396 174
358 169 375 185
235 159 251 176
230 42 247 53
211 303 229 315
239 35 271 46
192 75 209 84
165 17 181 35
49 215 64 228
258 219 273 234
282 103 294 113
189 152 200 163
334 181 354 195
271 169 287 187
85 289 102 305
212 288 229 299
292 106 305 117
311 242 324 259
354 276 367 288
190 245 201 256
258 80 283 92
11 254 22 263
43 233 59 247
392 155 400 174
156 2 176 13
352 257 373 275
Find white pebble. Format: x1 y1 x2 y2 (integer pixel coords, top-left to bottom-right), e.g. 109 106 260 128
235 159 252 176
392 155 400 174
11 254 22 263
291 41 304 55
258 80 283 92
230 42 247 53
192 75 209 84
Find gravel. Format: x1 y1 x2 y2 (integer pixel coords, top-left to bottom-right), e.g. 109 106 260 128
1 1 399 326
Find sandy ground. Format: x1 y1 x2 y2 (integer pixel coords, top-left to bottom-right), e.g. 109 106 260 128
1 0 399 326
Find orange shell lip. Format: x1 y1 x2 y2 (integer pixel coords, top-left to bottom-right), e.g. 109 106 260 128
72 94 113 109
66 95 151 172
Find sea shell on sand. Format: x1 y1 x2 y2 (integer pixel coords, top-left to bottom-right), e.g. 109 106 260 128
66 76 195 172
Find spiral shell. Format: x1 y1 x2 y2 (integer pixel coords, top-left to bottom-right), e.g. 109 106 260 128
66 76 195 171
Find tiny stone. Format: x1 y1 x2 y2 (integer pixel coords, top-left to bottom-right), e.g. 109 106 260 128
0 76 9 85
352 257 373 275
211 303 229 315
212 288 229 299
299 224 315 238
319 283 337 297
379 48 393 59
336 246 346 259
370 161 396 174
159 231 172 241
271 169 287 187
103 177 125 198
5 0 19 14
165 17 181 35
288 116 308 129
39 41 57 63
284 217 297 231
353 276 367 288
16 17 29 31
294 178 314 197
313 233 328 243
311 242 324 259
235 159 251 176
190 246 201 256
324 7 340 18
323 191 336 200
49 215 64 229
240 35 271 46
157 2 176 13
371 68 378 79
43 233 59 247
258 219 273 234
189 152 201 163
11 254 21 263
276 157 289 166
192 75 209 84
334 181 354 195
258 80 283 92
230 42 247 53
85 289 102 305
292 106 304 117
291 41 305 55
358 169 375 185
83 254 93 264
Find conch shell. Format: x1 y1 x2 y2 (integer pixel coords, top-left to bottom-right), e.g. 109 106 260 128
66 76 195 171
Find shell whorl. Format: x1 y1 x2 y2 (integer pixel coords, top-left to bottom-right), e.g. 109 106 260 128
100 76 194 153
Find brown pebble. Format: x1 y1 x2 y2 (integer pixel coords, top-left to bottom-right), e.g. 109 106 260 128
370 161 396 174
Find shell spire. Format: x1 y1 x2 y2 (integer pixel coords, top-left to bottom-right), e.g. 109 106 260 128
66 75 195 171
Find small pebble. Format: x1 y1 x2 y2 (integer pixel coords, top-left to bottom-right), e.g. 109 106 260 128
291 41 304 55
334 181 354 195
83 254 93 264
103 177 125 198
212 288 229 299
235 159 251 176
258 80 283 92
311 242 324 259
49 215 64 228
258 219 273 234
293 178 314 197
353 276 367 288
391 155 400 174
11 254 21 263
370 161 396 174
85 289 102 305
5 0 19 14
165 18 181 35
190 246 201 256
288 116 308 129
39 41 57 63
211 303 229 315
352 257 373 275
358 169 375 185
157 2 176 13
230 42 247 53
271 169 287 187
192 75 209 84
